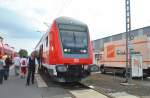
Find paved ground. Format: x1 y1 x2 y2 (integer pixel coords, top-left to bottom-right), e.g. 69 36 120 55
0 66 112 98
81 73 150 98
40 71 110 98
0 66 72 98
1 66 147 98
70 89 108 98
0 76 42 98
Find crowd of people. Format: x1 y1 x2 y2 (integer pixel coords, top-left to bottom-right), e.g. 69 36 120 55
0 54 12 84
0 52 38 86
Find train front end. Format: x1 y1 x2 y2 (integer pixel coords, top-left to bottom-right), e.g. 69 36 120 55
53 17 98 82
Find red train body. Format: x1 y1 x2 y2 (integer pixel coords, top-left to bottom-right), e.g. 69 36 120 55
35 17 98 82
0 38 16 58
0 41 3 57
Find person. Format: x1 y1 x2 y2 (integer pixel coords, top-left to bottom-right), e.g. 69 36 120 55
20 56 27 78
13 54 20 76
0 56 5 84
26 52 38 86
4 55 12 80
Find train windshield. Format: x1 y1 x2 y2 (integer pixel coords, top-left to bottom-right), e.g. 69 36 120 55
59 29 88 54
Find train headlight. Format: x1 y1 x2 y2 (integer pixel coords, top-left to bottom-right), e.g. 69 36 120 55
56 65 67 72
64 49 68 52
64 49 71 52
80 49 87 53
83 50 87 53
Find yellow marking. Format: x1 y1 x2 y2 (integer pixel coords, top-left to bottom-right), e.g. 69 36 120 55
70 89 108 98
35 74 47 88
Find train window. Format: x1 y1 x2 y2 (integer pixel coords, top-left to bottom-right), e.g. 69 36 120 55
74 32 88 48
46 36 48 47
60 31 75 47
58 24 87 32
60 31 88 48
60 30 88 54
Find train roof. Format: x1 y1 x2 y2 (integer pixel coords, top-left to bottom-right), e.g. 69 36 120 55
35 17 89 50
55 17 87 27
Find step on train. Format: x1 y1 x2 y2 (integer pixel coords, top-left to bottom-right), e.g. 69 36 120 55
35 17 98 82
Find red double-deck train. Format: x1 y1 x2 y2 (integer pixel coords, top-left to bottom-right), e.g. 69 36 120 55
35 17 98 82
0 37 16 58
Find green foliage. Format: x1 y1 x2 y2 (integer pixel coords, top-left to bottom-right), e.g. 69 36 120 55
19 49 28 57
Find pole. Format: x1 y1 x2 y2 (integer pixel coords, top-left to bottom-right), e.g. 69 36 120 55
125 0 131 83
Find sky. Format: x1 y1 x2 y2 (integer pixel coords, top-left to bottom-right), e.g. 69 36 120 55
0 0 150 53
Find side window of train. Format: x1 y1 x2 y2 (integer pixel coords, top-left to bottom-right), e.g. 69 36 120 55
46 36 48 47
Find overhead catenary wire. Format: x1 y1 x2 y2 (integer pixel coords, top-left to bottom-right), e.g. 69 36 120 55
56 0 72 17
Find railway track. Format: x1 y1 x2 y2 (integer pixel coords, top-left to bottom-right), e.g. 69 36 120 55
37 71 147 98
38 71 111 98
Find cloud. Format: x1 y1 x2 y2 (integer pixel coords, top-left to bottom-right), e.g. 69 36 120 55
2 37 39 54
0 7 43 39
0 0 150 53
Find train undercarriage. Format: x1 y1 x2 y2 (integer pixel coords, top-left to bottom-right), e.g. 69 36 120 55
39 64 98 82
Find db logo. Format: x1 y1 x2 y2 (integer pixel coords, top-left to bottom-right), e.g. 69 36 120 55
74 58 79 63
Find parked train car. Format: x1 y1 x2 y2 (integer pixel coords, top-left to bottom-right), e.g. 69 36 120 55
92 26 150 77
0 37 16 58
100 36 150 76
0 38 4 57
35 17 98 82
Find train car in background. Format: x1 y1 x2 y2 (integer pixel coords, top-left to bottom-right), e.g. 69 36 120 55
0 37 16 58
0 38 4 57
92 26 150 77
100 36 150 76
35 17 98 82
3 44 16 58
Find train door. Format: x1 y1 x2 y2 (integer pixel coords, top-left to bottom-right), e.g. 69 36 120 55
131 54 143 77
39 45 43 68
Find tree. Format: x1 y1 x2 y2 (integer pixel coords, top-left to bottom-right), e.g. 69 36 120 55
19 49 28 57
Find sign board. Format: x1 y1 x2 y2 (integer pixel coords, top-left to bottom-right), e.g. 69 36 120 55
128 41 133 49
107 45 115 58
74 58 79 63
131 54 143 77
